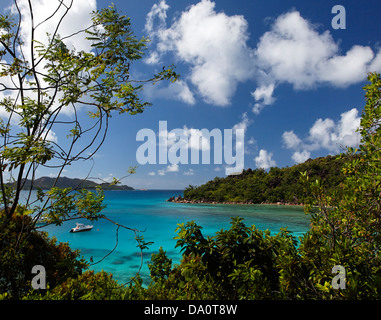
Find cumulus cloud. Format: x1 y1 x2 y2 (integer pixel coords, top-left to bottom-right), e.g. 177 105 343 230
251 84 276 114
157 163 179 176
146 2 381 111
166 163 179 172
233 112 252 133
145 0 255 106
254 10 381 107
307 108 361 152
255 149 276 170
8 0 96 79
282 130 302 150
255 11 338 89
291 150 311 164
144 79 196 105
283 108 361 163
28 0 94 49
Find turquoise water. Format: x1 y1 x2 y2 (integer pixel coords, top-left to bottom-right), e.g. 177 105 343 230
31 190 310 285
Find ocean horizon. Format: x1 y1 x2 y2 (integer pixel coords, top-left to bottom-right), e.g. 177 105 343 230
27 190 311 285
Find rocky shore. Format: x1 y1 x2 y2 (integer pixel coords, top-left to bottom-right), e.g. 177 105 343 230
166 195 304 206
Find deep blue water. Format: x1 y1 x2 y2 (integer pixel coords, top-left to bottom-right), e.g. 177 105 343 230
31 190 311 285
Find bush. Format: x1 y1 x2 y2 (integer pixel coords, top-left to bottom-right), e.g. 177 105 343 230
0 211 87 299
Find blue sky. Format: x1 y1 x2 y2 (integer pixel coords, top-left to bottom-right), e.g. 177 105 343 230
2 0 381 189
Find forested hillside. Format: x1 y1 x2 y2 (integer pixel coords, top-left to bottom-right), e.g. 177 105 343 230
183 154 349 204
9 177 134 191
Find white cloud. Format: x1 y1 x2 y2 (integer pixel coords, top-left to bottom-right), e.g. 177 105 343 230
44 130 58 144
334 108 362 148
185 127 211 151
318 46 376 87
95 173 114 183
146 3 381 111
145 0 255 106
255 149 276 170
291 150 311 164
183 168 195 175
282 130 302 150
166 163 179 172
255 11 381 92
157 163 180 176
148 171 156 176
251 84 276 114
174 81 196 105
145 0 169 36
256 11 338 89
370 50 381 71
144 79 196 105
247 137 256 145
12 0 96 58
159 125 212 152
145 51 161 65
283 108 361 162
307 108 360 152
233 112 252 133
308 118 337 151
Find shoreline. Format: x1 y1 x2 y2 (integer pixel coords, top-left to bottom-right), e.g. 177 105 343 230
167 196 305 207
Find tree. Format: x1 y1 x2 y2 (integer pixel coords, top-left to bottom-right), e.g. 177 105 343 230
0 0 177 298
0 212 87 298
298 72 381 299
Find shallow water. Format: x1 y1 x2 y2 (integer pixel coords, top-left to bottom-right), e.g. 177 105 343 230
28 190 310 285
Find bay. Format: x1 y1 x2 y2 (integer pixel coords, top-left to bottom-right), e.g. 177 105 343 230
27 190 311 285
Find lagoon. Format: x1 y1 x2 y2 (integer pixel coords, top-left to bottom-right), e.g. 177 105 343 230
31 190 311 285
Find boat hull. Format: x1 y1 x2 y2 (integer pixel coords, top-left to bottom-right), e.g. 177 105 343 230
70 226 93 233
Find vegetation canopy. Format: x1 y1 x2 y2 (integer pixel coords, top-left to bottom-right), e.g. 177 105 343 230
183 154 348 205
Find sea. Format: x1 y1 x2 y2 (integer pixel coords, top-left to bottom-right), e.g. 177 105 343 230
27 190 311 286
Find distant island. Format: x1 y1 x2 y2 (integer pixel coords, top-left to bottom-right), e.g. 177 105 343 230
168 154 348 205
14 176 134 191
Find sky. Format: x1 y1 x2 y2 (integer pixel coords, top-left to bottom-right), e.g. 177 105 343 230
1 0 381 189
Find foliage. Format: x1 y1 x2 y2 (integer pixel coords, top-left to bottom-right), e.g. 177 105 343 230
0 2 178 224
0 211 87 299
25 271 126 300
184 155 347 204
0 2 176 299
148 247 172 284
296 72 381 299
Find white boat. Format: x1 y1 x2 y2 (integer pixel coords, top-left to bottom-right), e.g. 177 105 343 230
70 223 93 233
